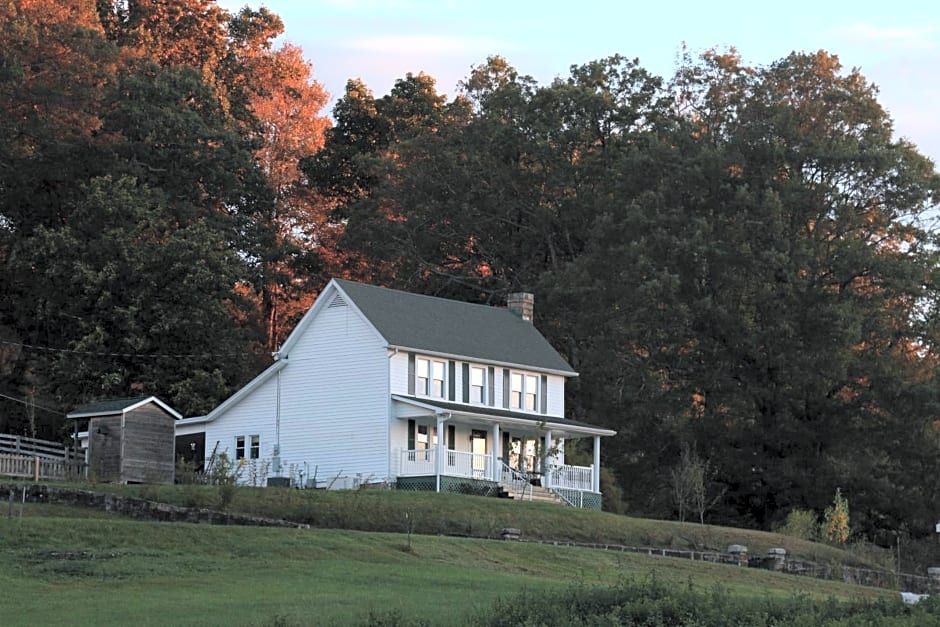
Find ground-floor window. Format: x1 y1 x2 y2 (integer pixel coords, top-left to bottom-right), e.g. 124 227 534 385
235 434 260 460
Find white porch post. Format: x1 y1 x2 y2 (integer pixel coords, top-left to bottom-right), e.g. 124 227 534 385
592 435 601 493
435 414 444 492
491 423 500 482
542 430 552 486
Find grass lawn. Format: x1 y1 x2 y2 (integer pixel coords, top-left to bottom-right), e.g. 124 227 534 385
40 481 894 570
0 504 897 626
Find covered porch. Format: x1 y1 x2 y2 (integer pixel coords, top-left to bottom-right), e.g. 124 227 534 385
391 396 615 509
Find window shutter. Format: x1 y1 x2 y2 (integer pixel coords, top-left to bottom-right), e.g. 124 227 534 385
448 361 456 401
487 367 495 406
448 424 456 451
407 353 415 395
540 375 548 414
502 369 510 408
407 419 415 450
502 431 510 464
462 363 470 403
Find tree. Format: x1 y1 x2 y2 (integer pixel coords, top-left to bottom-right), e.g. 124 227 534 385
823 488 851 544
0 1 282 433
554 49 940 531
225 7 332 350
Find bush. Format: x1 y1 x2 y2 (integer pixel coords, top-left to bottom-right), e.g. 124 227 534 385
778 509 819 541
471 578 940 626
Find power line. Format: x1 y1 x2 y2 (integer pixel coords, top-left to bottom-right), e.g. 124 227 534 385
0 391 65 416
0 339 263 360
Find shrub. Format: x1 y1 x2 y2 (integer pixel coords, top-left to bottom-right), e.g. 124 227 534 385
778 508 819 541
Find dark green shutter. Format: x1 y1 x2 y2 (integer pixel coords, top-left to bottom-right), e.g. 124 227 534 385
502 432 510 464
407 353 415 395
502 369 510 408
540 375 548 414
407 419 415 449
448 360 456 400
488 367 495 406
448 425 456 450
462 363 470 402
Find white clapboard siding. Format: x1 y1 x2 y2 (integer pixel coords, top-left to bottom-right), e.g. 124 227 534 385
547 374 565 417
389 350 410 395
206 295 390 484
204 371 278 462
270 296 388 481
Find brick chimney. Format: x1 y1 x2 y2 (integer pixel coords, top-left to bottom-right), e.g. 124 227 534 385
507 292 534 323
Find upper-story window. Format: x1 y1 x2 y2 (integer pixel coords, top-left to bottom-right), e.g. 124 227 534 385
431 361 445 397
416 357 446 398
509 371 540 411
470 366 485 403
510 373 523 409
524 374 538 411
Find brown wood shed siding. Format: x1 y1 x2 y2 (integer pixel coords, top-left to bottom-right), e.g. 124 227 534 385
121 404 175 484
88 416 122 482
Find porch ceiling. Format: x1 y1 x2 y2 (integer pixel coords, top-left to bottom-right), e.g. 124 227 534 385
391 395 616 439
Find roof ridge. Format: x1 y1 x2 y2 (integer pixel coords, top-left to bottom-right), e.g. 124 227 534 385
334 278 506 313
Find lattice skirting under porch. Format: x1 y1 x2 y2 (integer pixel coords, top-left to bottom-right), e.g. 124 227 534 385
397 475 499 497
553 488 603 511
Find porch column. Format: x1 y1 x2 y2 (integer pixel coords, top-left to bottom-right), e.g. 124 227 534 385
491 423 500 482
592 435 601 493
435 414 445 493
542 430 552 485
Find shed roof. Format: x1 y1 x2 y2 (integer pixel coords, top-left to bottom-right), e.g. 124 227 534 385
332 279 577 375
66 396 181 420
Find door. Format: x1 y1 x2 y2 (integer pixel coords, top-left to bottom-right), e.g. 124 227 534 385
471 429 487 478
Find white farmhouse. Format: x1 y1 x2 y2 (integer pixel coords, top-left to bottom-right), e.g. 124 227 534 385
176 279 615 509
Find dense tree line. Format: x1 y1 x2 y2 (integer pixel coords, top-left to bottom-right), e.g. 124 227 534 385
308 51 940 539
0 0 332 431
2 1 939 543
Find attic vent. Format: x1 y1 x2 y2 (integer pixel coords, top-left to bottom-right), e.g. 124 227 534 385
328 294 347 308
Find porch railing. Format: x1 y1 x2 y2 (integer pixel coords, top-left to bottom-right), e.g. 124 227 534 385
545 463 594 492
499 461 532 500
400 448 435 476
399 448 494 480
398 449 596 494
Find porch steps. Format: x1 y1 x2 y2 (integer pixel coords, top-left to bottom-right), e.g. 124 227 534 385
498 482 564 505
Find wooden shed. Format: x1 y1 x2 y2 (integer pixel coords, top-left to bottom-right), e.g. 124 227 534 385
68 396 180 484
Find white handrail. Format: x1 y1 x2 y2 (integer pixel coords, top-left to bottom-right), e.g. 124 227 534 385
545 463 594 492
399 448 494 480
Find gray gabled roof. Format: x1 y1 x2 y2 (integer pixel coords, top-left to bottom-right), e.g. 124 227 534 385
334 279 576 375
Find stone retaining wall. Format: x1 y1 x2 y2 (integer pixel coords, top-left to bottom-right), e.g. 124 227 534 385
511 538 938 594
1 483 307 528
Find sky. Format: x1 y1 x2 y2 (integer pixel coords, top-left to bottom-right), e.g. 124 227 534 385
217 0 940 167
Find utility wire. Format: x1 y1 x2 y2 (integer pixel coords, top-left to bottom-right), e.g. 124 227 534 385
0 339 263 360
0 391 65 416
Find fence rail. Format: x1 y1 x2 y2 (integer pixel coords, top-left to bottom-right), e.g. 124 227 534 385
0 453 86 481
0 434 77 461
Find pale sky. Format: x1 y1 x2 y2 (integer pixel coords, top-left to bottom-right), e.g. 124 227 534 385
219 0 940 168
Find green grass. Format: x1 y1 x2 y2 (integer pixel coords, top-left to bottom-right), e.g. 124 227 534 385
46 480 892 570
0 502 899 626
